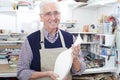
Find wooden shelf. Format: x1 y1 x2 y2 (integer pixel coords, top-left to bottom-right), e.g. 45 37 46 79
0 45 22 49
0 41 24 43
0 64 17 77
0 64 16 73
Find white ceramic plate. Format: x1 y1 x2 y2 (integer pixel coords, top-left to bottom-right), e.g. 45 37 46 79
54 49 73 80
54 34 83 80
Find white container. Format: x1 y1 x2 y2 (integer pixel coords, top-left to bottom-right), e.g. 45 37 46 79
116 27 120 52
103 22 112 34
105 34 115 46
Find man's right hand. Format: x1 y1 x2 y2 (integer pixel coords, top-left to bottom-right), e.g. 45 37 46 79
47 71 59 80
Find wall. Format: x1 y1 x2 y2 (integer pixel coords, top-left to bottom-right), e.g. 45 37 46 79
0 12 17 33
16 11 40 34
0 2 119 34
97 4 116 17
73 7 98 32
0 2 98 34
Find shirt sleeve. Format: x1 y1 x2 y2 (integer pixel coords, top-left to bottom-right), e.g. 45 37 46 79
71 35 86 75
17 38 35 80
71 51 86 75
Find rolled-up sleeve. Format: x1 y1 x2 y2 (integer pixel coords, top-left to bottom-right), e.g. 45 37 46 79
17 38 35 80
71 35 86 75
71 51 86 75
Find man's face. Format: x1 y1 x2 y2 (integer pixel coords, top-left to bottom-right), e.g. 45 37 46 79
40 3 61 30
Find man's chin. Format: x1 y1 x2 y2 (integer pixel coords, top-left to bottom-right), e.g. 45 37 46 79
49 25 58 29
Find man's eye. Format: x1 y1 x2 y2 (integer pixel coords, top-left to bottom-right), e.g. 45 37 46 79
46 12 51 16
54 11 59 15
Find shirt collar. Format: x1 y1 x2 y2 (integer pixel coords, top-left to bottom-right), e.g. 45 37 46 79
42 28 59 43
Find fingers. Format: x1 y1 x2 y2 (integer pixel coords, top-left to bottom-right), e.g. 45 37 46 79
47 71 68 80
71 44 80 55
47 71 59 80
71 44 81 59
63 77 67 80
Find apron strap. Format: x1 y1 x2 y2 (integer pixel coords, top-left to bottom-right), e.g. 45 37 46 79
40 28 44 49
40 28 66 49
58 30 66 48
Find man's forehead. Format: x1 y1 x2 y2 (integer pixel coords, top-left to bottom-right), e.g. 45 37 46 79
43 4 58 12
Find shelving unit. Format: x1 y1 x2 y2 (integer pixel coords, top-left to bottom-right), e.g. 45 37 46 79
60 21 77 27
96 34 115 46
0 10 17 14
0 2 38 78
0 73 16 77
82 0 120 9
0 33 26 77
83 67 116 74
71 32 97 51
71 32 117 80
70 32 117 75
72 1 119 79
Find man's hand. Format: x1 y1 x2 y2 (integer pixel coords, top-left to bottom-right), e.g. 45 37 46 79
47 71 59 80
71 44 81 72
71 44 81 59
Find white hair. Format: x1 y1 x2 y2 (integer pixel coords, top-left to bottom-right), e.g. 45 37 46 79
39 0 60 14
